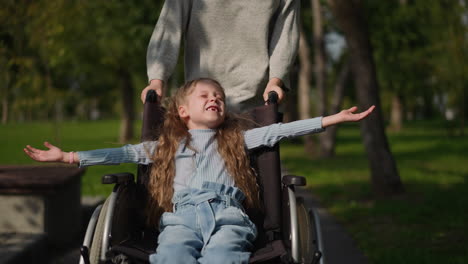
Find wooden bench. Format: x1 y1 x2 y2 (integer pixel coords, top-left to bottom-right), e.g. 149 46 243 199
0 165 85 248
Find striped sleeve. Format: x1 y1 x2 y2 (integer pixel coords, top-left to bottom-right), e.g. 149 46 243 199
243 117 324 150
77 141 157 168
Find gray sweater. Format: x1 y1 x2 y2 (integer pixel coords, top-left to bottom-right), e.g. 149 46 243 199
147 0 300 109
78 117 323 192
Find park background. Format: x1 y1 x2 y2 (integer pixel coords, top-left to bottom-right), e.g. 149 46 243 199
1 0 467 263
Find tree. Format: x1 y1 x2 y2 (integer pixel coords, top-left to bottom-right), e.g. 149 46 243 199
365 0 435 130
312 0 328 119
80 1 163 142
311 0 332 157
297 26 315 152
0 1 37 123
321 60 350 157
0 0 164 141
0 0 109 122
310 0 351 158
327 0 405 195
425 0 468 135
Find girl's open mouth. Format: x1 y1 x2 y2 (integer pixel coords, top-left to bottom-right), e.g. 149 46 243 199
206 106 220 112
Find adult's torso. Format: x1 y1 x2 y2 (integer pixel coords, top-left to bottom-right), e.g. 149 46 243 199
184 0 281 108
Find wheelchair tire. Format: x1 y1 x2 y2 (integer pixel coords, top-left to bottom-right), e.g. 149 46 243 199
296 197 316 264
89 196 110 264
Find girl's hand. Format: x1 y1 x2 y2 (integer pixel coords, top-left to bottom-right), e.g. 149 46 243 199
322 105 375 128
337 105 375 122
24 142 67 163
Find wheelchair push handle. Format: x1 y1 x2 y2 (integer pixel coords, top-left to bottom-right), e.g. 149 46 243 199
141 89 164 142
145 89 160 104
146 88 280 106
266 91 279 105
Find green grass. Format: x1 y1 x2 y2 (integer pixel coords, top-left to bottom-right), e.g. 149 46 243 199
281 121 468 264
2 120 467 263
1 120 140 196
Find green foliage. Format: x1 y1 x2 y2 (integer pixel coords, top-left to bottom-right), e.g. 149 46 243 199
0 0 163 122
364 0 468 121
282 121 468 263
2 0 466 127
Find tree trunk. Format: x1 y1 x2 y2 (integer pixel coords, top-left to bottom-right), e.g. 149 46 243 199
1 72 11 124
312 0 328 116
312 0 333 157
321 62 350 157
119 68 135 143
460 84 465 136
284 60 300 123
390 94 403 132
2 96 8 124
297 26 315 154
422 90 434 119
328 0 405 195
298 29 312 121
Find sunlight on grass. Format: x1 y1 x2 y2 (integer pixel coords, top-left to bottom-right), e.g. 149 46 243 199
281 121 468 263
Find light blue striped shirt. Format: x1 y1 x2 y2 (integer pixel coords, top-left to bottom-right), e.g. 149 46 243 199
78 117 324 192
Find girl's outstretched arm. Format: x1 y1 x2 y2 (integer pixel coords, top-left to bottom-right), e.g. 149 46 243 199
24 142 77 164
322 105 375 128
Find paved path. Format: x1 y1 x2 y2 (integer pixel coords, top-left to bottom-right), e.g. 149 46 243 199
297 187 369 264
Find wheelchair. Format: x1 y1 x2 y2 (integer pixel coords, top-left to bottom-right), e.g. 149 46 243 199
79 90 324 264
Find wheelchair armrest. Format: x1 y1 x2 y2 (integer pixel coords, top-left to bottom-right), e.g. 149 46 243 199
102 172 135 185
282 175 306 187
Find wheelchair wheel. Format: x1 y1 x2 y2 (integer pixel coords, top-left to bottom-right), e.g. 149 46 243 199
296 197 321 264
89 196 110 264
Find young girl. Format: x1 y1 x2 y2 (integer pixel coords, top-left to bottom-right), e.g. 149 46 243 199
24 78 374 264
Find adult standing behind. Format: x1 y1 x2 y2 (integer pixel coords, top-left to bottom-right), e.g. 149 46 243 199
141 0 300 111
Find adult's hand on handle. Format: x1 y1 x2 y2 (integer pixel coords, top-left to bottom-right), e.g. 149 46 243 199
141 79 164 103
263 77 285 104
24 142 66 163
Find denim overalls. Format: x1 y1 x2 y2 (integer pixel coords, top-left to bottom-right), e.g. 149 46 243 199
149 182 258 264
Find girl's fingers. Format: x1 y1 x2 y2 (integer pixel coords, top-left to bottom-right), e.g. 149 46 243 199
25 145 38 153
23 148 31 156
366 105 375 112
24 148 38 160
24 145 46 160
362 105 375 117
348 106 358 113
357 105 375 120
44 142 53 149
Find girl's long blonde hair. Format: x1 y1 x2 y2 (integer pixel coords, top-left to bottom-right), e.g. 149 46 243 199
146 78 261 226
